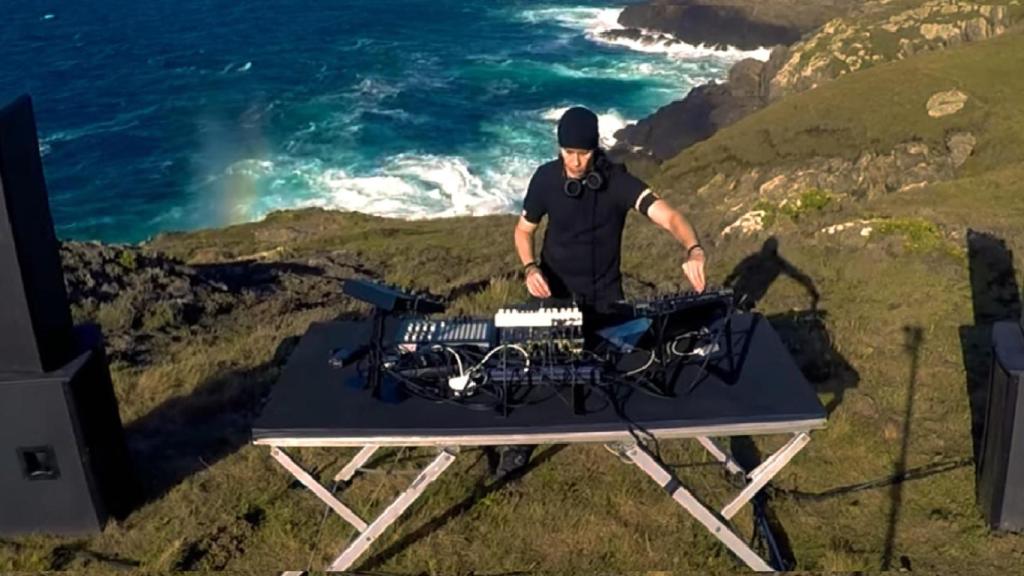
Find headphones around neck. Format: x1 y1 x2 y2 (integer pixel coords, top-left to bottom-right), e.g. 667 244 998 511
563 151 609 198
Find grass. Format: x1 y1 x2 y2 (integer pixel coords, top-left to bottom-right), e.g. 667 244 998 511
754 188 836 227
11 192 1020 572
874 217 948 252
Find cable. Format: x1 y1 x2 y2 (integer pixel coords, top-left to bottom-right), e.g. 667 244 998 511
468 343 531 375
442 346 465 377
682 302 738 395
624 350 657 376
387 368 501 411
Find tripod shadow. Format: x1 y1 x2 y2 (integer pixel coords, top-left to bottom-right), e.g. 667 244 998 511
772 328 935 571
958 230 1021 464
881 326 923 570
725 237 858 415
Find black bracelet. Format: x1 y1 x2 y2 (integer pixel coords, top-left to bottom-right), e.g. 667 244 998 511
686 244 704 258
523 262 540 276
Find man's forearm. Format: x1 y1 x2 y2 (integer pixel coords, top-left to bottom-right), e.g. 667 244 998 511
648 200 701 251
514 227 537 266
665 210 700 251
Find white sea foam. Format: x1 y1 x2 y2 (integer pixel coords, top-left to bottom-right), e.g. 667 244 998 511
526 6 771 62
519 7 619 30
549 58 702 85
238 108 635 225
598 29 773 62
183 7 764 229
595 11 772 62
220 61 254 74
297 154 523 219
233 107 634 225
225 158 275 178
353 77 401 100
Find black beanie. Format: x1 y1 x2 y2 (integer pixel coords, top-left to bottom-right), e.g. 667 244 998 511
557 106 599 150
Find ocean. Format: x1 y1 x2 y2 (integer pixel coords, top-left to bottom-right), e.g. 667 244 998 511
2 0 768 243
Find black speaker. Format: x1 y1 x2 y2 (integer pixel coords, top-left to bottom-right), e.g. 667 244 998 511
978 320 1024 532
0 326 136 535
0 95 75 373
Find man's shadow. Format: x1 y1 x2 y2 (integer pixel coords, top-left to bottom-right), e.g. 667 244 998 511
724 237 858 415
725 237 821 313
958 230 1021 464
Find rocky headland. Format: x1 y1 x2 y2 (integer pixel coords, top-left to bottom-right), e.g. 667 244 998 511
608 0 863 49
611 0 1019 162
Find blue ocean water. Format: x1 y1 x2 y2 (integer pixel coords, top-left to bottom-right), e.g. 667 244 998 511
2 1 766 243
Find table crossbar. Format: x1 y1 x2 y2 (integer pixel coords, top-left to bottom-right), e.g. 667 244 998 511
270 447 368 533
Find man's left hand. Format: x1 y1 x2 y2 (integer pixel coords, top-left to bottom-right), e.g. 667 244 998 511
682 247 706 293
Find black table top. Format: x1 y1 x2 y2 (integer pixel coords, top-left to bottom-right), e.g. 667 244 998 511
252 313 826 446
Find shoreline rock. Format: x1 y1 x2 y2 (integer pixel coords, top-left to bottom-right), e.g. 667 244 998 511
611 55 777 161
614 0 858 50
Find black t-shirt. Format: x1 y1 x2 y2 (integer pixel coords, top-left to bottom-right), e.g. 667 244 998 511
522 156 650 305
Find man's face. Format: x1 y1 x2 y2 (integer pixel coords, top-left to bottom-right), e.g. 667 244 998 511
560 147 594 179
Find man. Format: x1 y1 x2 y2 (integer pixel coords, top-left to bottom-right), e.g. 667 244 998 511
491 107 707 478
516 106 706 308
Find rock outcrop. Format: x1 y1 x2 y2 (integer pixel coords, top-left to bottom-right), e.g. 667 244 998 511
708 131 977 236
927 88 970 117
768 1 1016 100
60 241 364 362
612 57 772 161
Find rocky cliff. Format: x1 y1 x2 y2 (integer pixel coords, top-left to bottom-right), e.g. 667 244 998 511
610 58 768 160
768 0 1019 100
613 0 1021 162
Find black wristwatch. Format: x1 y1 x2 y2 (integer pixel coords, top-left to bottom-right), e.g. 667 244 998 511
523 261 540 277
686 244 704 259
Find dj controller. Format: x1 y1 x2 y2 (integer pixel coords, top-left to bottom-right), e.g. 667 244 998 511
336 278 737 415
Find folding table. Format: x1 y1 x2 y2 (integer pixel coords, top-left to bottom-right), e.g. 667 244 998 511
253 313 827 571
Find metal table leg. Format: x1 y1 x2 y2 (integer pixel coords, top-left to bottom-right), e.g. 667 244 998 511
614 441 775 572
720 432 810 520
696 436 746 476
268 445 457 572
328 448 457 571
270 446 369 533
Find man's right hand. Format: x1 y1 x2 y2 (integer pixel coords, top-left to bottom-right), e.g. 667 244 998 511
525 267 552 298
